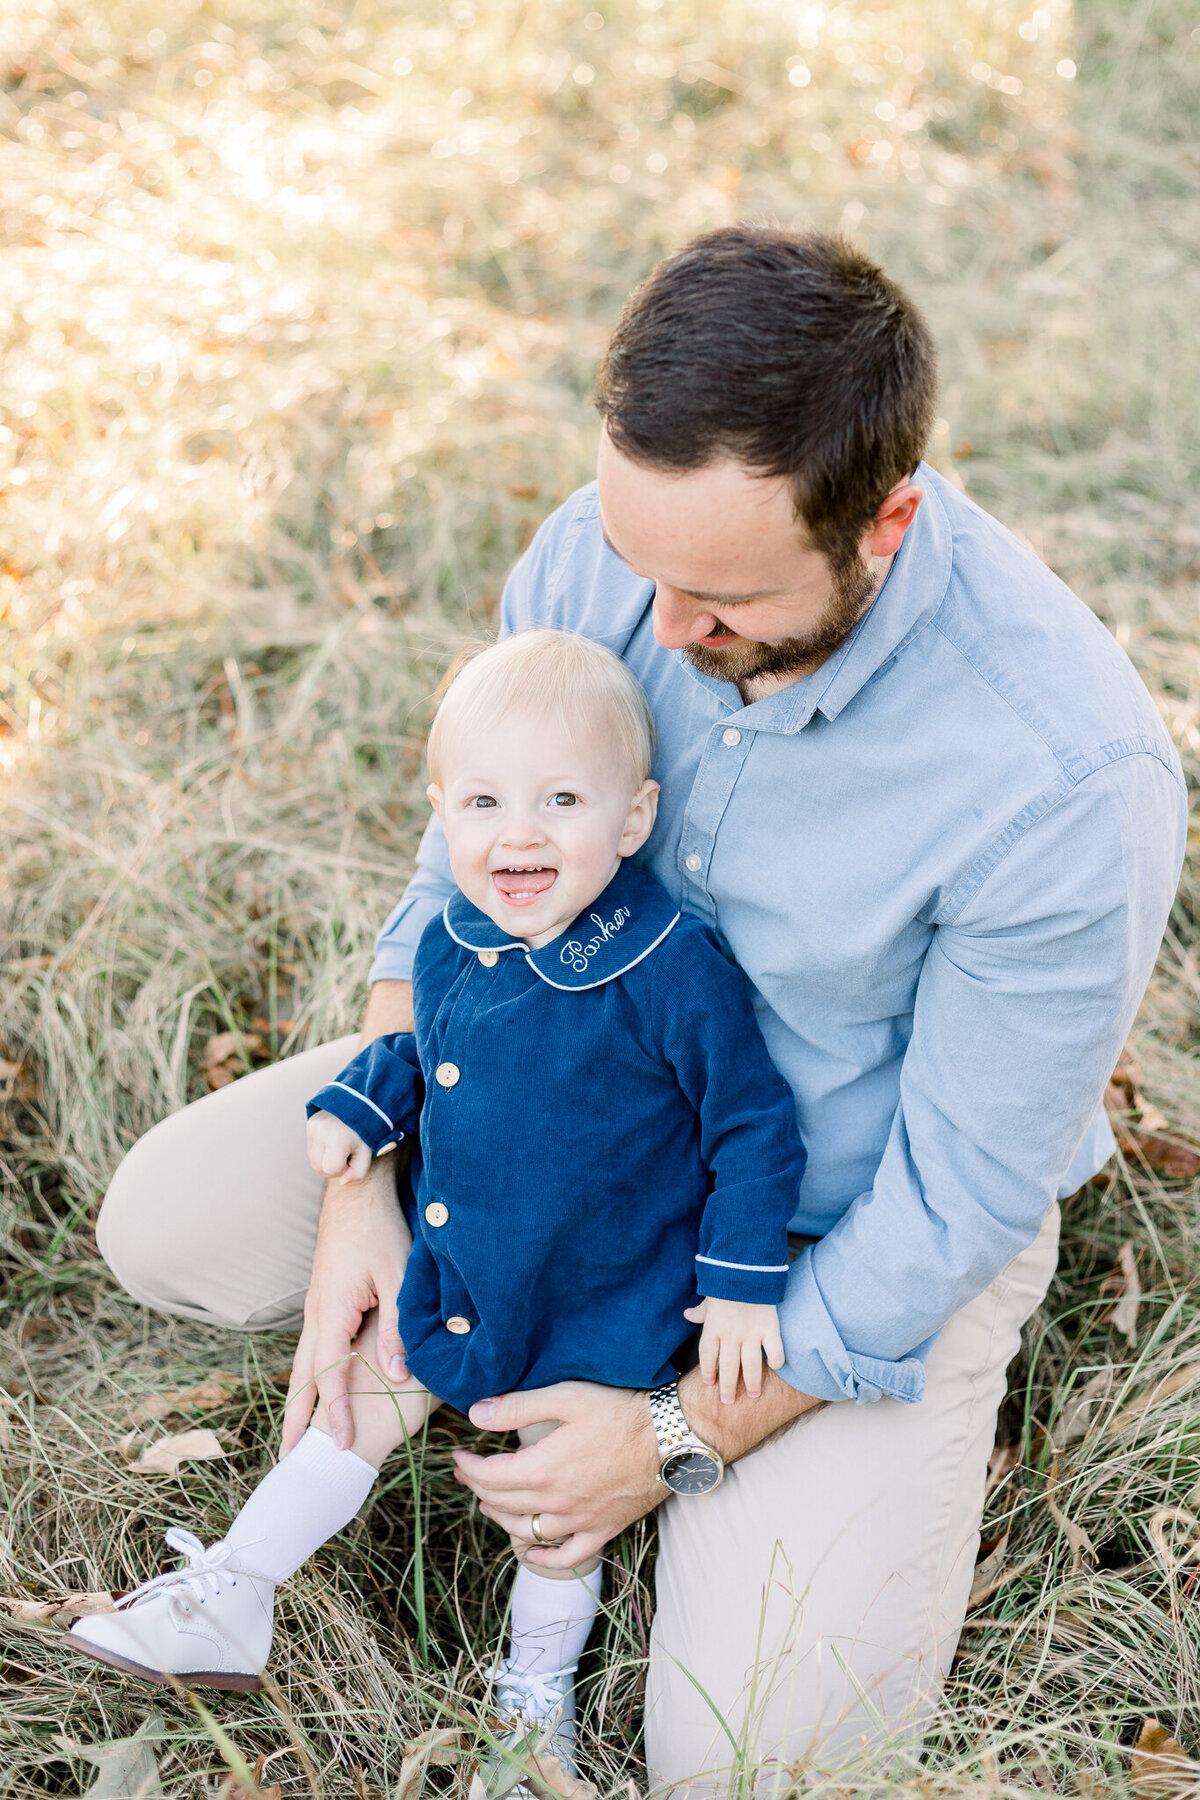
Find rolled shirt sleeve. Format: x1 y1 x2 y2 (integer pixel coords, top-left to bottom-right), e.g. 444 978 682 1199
369 817 456 985
777 748 1186 1404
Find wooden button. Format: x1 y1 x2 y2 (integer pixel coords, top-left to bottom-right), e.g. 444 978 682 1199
435 1062 461 1088
445 1315 471 1335
477 949 499 968
425 1201 449 1227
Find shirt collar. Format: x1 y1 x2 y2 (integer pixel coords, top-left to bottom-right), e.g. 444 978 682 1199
442 860 681 991
672 462 954 735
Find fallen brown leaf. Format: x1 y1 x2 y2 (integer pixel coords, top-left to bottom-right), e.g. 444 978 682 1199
520 1753 599 1800
468 1757 598 1800
1051 1368 1114 1452
1112 1364 1200 1437
1046 1486 1096 1569
985 1442 1020 1496
1075 1770 1111 1799
1107 1048 1143 1108
130 1375 242 1424
1110 1243 1141 1346
73 1709 166 1799
968 1537 1043 1609
201 1031 266 1090
1131 1718 1200 1799
0 1057 37 1104
0 1590 114 1627
1132 1134 1200 1179
218 1752 283 1800
969 1534 1008 1608
131 1428 228 1476
395 1728 468 1800
1104 1056 1200 1178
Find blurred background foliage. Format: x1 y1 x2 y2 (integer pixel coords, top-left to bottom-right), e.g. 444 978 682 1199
3 0 1200 1795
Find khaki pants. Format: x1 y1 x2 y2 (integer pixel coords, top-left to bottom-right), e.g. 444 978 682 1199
96 1036 1059 1793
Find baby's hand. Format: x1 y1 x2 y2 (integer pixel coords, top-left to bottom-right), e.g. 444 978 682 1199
306 1110 374 1183
683 1298 785 1404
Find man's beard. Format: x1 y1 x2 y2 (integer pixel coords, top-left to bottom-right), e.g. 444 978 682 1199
682 554 879 685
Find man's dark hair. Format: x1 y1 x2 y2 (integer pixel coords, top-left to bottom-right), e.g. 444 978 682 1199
597 223 937 571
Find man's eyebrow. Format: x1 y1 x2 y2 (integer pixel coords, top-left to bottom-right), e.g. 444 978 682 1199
598 521 775 605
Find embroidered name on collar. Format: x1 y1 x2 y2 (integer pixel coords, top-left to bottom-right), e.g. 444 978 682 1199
560 905 632 975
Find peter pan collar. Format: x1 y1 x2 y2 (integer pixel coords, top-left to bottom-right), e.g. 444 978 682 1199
442 861 681 991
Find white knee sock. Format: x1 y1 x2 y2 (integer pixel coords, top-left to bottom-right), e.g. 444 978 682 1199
507 1563 603 1676
223 1426 378 1583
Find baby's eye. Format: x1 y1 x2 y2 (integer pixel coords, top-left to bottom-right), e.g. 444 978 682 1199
552 792 579 807
470 795 498 809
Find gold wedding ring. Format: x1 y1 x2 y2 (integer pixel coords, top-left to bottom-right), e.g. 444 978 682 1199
530 1513 549 1544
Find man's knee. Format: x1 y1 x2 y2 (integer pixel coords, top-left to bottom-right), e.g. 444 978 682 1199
95 1114 308 1329
96 1118 200 1316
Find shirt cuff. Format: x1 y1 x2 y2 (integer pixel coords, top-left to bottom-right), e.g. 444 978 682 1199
694 1256 788 1305
306 1082 405 1157
775 1247 930 1405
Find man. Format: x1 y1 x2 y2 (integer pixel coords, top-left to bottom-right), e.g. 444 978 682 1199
98 226 1185 1791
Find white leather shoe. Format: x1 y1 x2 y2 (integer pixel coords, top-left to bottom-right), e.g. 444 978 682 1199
68 1529 275 1691
484 1657 579 1794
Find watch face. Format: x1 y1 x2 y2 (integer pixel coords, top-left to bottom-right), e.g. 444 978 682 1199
661 1448 723 1495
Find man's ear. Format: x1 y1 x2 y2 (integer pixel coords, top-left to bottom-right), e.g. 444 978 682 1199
427 782 444 819
864 482 922 559
619 779 660 857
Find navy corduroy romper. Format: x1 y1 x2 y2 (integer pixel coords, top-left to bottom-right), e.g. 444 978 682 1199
308 861 804 1413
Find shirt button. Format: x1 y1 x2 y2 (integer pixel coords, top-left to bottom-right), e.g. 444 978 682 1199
425 1202 449 1227
477 949 499 968
722 727 742 747
435 1062 461 1088
445 1315 471 1335
685 853 703 873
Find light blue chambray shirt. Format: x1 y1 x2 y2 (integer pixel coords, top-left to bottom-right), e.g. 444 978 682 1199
371 465 1186 1406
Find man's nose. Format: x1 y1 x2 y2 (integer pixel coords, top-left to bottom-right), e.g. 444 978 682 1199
652 585 718 649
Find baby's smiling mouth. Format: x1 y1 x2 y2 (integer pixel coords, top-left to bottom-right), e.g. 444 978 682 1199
492 865 558 905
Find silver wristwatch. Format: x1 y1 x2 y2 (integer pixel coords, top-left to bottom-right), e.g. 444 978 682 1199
648 1380 725 1494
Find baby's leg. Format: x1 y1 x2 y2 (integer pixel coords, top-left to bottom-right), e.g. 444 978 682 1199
502 1421 603 1675
68 1312 436 1688
310 1308 438 1470
225 1307 439 1582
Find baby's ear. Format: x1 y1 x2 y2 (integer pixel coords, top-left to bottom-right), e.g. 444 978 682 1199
620 778 659 855
427 782 444 816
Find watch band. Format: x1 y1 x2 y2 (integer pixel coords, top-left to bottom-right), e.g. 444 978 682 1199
648 1379 723 1474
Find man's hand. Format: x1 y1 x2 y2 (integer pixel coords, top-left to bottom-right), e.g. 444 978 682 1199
281 1155 413 1454
281 979 415 1458
452 1382 661 1568
451 1369 822 1569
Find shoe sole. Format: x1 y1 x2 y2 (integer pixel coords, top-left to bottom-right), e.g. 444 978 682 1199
68 1633 263 1692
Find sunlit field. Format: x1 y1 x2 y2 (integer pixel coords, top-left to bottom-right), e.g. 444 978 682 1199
3 0 1200 1794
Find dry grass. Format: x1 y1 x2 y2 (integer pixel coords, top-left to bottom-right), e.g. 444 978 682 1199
2 0 1200 1793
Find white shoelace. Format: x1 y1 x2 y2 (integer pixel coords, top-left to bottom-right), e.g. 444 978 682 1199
115 1528 267 1613
492 1659 578 1731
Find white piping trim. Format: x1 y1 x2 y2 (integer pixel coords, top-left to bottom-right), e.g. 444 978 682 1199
325 1080 394 1132
695 1254 790 1273
525 912 681 992
441 899 525 956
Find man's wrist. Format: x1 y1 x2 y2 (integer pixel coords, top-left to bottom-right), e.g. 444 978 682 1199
675 1364 822 1465
359 978 414 1044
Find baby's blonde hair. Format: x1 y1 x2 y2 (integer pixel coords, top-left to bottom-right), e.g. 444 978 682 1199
426 629 655 790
